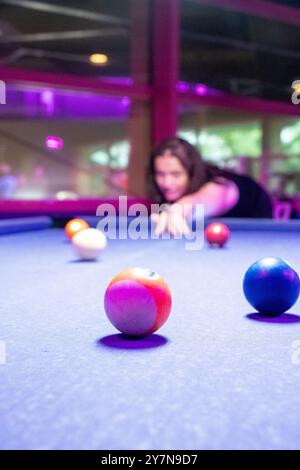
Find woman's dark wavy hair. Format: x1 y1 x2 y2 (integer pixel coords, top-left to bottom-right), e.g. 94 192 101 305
148 136 226 203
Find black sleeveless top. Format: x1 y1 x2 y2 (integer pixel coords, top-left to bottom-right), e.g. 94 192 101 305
220 172 273 218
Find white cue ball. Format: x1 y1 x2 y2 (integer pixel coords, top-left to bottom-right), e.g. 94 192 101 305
72 228 107 260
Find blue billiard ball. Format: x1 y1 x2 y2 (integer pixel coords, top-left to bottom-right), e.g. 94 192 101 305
243 257 300 316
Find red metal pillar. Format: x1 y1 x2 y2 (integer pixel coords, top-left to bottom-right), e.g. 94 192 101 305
260 118 272 189
152 0 180 145
128 0 151 197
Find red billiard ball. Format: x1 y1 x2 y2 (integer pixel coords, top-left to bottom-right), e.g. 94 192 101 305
205 222 229 247
65 218 89 240
104 268 172 337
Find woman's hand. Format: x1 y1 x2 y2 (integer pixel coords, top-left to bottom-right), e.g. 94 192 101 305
151 203 191 236
151 180 239 235
151 211 168 236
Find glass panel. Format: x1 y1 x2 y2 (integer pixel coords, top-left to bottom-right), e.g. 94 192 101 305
179 104 262 180
268 117 300 197
181 0 300 102
0 0 131 78
179 105 300 197
0 85 130 199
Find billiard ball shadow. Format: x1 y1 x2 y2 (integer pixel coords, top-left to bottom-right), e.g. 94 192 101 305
97 333 169 350
206 243 229 250
246 312 300 324
68 258 101 264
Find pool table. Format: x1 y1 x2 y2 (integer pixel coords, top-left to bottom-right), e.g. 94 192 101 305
1 216 300 450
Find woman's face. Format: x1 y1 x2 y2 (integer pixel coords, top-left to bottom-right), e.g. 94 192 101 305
154 151 189 202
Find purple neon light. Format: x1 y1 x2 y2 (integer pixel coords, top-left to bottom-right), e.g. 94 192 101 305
45 136 63 150
121 96 131 107
40 89 54 105
177 81 190 92
195 84 209 96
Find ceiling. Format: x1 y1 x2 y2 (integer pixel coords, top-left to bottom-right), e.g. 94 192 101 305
0 0 299 102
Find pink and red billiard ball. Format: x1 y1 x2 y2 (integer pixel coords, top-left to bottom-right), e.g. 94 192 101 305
205 222 230 247
104 268 172 337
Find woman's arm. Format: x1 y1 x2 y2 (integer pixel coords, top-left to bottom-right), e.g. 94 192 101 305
152 179 239 235
177 179 239 217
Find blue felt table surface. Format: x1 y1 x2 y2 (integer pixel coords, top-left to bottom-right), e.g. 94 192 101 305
1 227 300 450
